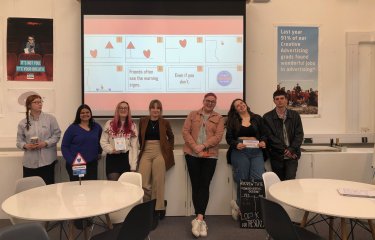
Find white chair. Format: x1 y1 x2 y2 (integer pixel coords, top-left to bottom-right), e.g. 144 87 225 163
109 172 143 224
11 177 46 225
262 172 306 224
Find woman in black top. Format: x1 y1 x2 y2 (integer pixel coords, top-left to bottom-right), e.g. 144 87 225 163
226 99 267 220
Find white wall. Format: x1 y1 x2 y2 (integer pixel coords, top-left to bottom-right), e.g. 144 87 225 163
1 0 375 148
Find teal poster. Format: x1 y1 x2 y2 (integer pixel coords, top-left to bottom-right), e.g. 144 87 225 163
277 26 318 115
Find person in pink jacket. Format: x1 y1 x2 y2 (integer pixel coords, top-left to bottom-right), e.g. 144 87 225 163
182 93 225 238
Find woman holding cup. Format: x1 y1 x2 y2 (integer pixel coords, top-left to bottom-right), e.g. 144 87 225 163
16 94 61 184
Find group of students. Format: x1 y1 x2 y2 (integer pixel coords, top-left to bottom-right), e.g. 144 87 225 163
16 90 304 238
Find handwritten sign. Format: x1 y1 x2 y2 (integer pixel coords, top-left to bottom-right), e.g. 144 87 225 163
239 179 265 229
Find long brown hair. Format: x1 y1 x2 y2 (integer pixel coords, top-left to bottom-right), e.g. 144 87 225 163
25 94 42 130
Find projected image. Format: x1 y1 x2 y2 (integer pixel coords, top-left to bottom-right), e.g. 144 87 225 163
83 15 244 116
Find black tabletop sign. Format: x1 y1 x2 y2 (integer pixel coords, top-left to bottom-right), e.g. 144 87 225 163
239 179 265 229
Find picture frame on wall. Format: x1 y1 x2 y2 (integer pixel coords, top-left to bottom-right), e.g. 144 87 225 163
7 18 53 82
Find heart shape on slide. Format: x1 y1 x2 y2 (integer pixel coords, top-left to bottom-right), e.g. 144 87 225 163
179 39 187 48
143 49 151 58
90 49 97 58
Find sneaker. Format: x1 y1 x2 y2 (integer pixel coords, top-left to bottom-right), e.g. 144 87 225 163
199 220 208 237
191 218 201 238
231 200 240 221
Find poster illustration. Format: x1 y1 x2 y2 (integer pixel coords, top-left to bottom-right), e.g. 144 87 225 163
277 26 319 115
7 18 53 81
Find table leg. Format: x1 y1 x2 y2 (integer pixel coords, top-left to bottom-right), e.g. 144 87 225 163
329 217 334 240
368 219 375 240
300 211 310 227
68 220 74 240
341 218 348 240
105 214 113 229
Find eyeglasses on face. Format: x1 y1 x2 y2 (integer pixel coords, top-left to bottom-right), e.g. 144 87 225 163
28 38 34 41
31 100 43 104
204 99 216 104
118 107 129 110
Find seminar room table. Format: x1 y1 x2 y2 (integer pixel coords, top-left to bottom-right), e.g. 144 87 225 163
2 180 144 240
269 178 375 240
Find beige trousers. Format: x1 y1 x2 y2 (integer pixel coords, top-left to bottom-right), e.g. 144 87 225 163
138 141 166 210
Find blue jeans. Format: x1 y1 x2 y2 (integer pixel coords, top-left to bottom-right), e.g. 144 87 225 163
231 148 264 205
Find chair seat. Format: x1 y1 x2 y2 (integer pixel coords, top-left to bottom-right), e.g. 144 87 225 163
295 226 325 240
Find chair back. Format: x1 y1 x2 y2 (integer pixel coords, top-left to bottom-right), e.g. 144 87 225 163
11 177 46 225
262 172 306 223
0 222 49 240
15 176 46 194
260 197 300 240
262 172 281 200
109 172 143 224
117 199 156 240
118 172 142 187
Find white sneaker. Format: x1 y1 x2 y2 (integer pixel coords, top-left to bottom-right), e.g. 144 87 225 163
191 218 201 238
199 220 208 237
231 200 240 221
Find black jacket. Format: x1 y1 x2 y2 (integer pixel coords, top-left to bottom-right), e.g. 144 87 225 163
225 112 267 164
263 108 304 161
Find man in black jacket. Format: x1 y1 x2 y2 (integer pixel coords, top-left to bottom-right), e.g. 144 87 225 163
263 90 304 180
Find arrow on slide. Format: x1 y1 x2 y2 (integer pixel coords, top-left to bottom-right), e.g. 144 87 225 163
105 41 114 57
127 41 135 58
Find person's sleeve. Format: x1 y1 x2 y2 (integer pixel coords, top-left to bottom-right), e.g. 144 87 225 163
129 123 139 171
182 112 197 149
262 114 285 151
225 124 240 149
138 118 143 148
100 121 113 154
61 126 74 165
97 123 103 154
289 113 304 152
166 120 175 150
45 115 61 147
204 115 224 148
258 116 268 143
16 121 26 150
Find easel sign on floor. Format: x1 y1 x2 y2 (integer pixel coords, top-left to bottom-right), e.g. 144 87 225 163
239 179 265 229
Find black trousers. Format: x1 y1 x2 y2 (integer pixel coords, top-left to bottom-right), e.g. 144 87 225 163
23 161 56 185
185 154 217 216
66 161 98 181
270 158 298 181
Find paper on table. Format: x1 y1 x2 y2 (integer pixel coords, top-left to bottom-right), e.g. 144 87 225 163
337 188 375 198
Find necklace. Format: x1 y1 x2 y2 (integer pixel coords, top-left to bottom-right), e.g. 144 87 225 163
151 120 158 130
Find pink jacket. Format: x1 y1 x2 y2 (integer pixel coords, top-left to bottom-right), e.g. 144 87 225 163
182 108 225 158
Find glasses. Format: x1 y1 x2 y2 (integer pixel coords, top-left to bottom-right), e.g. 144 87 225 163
204 100 216 104
31 100 43 104
28 38 34 41
118 107 129 110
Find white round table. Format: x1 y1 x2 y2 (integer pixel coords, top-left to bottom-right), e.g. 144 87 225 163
2 180 144 239
269 178 375 240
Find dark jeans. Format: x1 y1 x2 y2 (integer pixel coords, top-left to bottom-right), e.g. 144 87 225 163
270 158 298 181
23 161 56 185
185 154 217 216
66 161 98 181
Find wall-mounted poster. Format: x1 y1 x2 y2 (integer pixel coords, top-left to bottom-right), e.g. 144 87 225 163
7 18 53 81
277 26 319 115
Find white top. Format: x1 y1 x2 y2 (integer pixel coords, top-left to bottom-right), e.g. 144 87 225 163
1 180 144 221
100 120 138 170
16 112 61 168
269 178 375 220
